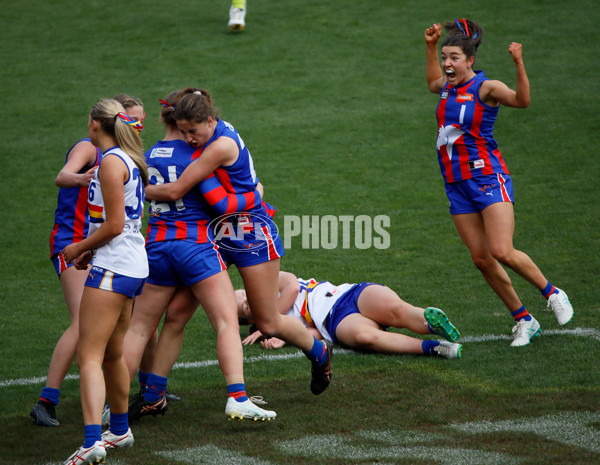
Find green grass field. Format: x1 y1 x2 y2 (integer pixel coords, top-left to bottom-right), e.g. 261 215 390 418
1 0 599 464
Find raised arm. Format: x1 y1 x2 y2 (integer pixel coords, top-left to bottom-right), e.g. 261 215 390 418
55 140 98 188
425 23 445 93
145 137 238 202
480 43 530 108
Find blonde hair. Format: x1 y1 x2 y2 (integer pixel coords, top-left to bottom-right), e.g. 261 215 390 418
90 98 149 185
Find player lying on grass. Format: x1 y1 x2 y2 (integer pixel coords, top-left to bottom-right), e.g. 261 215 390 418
237 271 462 359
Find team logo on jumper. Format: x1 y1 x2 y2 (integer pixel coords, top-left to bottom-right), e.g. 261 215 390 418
149 147 174 158
209 212 279 253
469 159 486 169
456 93 473 102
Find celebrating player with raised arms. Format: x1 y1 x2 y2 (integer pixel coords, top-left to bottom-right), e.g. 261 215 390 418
424 19 573 347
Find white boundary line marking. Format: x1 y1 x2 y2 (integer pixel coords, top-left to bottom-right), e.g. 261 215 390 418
2 327 598 388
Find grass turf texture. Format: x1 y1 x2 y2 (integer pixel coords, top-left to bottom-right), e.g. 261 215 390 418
1 0 599 464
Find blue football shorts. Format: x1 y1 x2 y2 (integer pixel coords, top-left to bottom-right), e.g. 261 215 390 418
51 252 73 277
445 173 514 215
215 213 285 268
145 240 227 287
324 282 386 344
85 265 146 298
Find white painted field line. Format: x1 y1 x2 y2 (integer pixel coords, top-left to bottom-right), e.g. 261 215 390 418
460 326 600 343
2 327 597 388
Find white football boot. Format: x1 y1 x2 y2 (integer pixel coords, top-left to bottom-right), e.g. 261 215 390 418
511 317 541 347
547 288 573 326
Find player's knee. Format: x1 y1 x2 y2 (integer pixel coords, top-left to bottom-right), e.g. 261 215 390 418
471 254 494 272
164 307 192 330
352 330 379 349
254 320 278 338
489 247 514 267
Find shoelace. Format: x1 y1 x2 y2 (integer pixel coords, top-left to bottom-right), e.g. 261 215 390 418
512 320 536 338
249 396 267 405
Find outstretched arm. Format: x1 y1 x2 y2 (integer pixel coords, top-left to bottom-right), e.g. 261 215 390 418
425 23 445 93
480 43 530 108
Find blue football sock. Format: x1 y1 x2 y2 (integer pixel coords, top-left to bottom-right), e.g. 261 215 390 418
138 370 150 393
227 383 249 403
83 424 102 448
110 412 128 436
144 373 168 402
304 338 328 366
511 305 532 322
422 340 440 355
541 281 558 299
40 387 60 406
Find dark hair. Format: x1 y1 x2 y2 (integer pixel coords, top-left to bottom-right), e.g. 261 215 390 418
441 19 484 58
173 87 219 123
113 94 144 111
160 90 183 128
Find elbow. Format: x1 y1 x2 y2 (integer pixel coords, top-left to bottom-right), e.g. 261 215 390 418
164 187 182 202
106 221 125 238
291 280 301 296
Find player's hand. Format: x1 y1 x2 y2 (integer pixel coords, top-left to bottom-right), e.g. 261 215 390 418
80 167 96 187
508 42 523 64
242 330 264 345
256 182 264 200
73 250 93 270
62 243 81 264
260 337 285 349
425 23 442 44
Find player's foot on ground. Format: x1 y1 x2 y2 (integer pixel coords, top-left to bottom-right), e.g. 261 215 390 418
102 427 134 450
310 340 332 395
424 307 461 342
225 397 276 421
511 317 541 347
547 288 573 326
31 400 59 427
228 6 246 30
64 441 105 465
128 394 168 422
433 341 463 359
164 390 181 402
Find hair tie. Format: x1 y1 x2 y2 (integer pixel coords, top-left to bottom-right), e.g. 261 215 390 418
117 112 144 134
454 17 472 37
454 18 465 35
159 99 175 110
193 90 203 96
462 18 470 37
